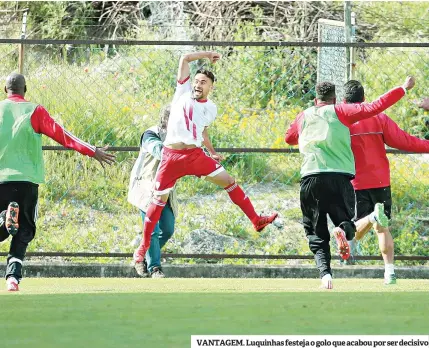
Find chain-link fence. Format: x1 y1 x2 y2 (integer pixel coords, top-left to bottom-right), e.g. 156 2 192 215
0 39 428 263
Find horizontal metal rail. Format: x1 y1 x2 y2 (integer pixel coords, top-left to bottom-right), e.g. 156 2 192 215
1 39 429 48
1 252 428 261
41 146 423 154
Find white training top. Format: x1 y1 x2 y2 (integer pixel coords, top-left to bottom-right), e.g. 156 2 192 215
163 77 218 147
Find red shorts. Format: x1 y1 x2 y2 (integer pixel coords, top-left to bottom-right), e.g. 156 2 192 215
154 147 225 195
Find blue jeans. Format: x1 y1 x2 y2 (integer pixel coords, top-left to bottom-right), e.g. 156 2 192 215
140 203 175 273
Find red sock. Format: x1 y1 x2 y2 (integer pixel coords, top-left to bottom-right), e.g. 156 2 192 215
136 199 166 255
225 182 259 224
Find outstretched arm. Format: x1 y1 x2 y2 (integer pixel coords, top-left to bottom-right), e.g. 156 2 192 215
31 106 115 167
177 51 221 82
335 76 415 126
202 127 224 161
381 113 429 153
93 146 116 168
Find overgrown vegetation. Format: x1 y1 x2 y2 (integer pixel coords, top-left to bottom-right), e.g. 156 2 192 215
2 1 429 42
0 2 428 263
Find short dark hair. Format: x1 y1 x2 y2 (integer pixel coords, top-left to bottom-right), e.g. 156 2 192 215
315 82 336 101
344 80 364 103
196 69 215 83
5 72 26 94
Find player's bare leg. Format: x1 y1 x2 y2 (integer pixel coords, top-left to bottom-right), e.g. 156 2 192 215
344 216 373 265
346 203 389 265
355 202 389 241
205 170 278 232
354 216 373 241
374 225 396 285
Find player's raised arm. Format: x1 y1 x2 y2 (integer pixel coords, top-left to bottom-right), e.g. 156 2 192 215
177 51 221 82
335 76 415 125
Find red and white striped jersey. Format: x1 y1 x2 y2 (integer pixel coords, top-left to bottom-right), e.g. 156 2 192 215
164 76 217 147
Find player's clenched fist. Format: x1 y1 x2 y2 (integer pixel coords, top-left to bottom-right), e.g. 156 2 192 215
207 52 221 64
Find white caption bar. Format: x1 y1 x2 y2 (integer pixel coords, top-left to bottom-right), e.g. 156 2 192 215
191 335 429 348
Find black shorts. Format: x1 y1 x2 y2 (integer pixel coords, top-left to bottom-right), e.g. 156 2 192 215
355 186 392 220
300 173 356 241
0 182 39 244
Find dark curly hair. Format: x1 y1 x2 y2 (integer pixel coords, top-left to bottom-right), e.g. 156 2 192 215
196 69 216 83
316 82 336 102
344 80 365 103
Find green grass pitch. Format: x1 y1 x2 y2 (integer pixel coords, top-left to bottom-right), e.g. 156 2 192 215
1 278 428 348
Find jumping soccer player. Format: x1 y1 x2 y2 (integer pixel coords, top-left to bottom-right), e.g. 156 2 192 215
285 76 415 289
133 51 278 271
344 79 429 285
0 73 115 291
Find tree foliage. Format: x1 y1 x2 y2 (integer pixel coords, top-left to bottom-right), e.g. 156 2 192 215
2 1 428 42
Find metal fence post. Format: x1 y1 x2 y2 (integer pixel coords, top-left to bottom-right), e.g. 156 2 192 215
344 1 352 81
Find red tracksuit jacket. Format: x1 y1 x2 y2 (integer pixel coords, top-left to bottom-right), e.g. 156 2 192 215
350 109 429 190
